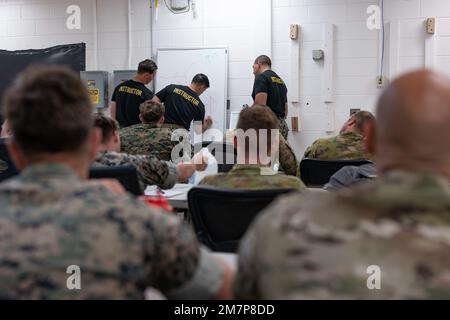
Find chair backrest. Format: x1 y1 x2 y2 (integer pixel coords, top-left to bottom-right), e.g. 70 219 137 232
300 158 373 187
0 138 18 182
193 141 237 173
89 165 142 196
188 186 297 252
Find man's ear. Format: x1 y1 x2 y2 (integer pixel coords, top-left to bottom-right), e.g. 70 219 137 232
139 114 144 123
159 116 165 125
88 128 102 162
365 121 376 155
347 119 356 127
114 130 119 142
6 139 27 171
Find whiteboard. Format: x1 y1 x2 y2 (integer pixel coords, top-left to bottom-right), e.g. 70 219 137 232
155 47 228 135
229 111 240 130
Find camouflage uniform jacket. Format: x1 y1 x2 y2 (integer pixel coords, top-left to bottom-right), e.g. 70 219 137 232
120 124 177 161
199 164 304 190
0 163 200 299
93 151 178 191
235 170 450 299
303 131 371 160
224 131 299 176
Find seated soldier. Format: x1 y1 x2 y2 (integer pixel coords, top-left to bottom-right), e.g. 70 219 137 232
94 114 205 191
303 111 375 160
0 65 232 299
120 101 177 161
323 163 376 191
235 70 450 299
200 105 304 190
224 129 298 177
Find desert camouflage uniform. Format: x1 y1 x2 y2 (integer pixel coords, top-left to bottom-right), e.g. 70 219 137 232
224 131 298 176
0 163 221 299
235 170 450 299
94 151 178 191
278 118 289 141
278 135 298 176
162 123 184 130
120 124 177 161
199 164 304 190
303 131 371 160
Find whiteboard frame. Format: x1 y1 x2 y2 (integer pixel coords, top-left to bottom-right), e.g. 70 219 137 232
155 46 229 133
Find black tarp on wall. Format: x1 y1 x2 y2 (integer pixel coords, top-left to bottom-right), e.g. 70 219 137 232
0 43 86 102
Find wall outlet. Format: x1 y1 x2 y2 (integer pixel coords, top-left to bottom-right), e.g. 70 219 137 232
350 108 361 116
427 17 436 34
377 76 386 88
290 24 299 40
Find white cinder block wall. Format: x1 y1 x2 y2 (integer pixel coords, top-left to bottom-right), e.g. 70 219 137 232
273 0 450 154
152 0 271 125
0 0 152 90
1 0 450 156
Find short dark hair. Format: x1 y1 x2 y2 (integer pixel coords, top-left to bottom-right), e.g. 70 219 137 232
139 100 165 124
254 55 272 67
236 104 279 154
137 59 158 75
94 114 119 145
2 65 93 155
191 73 210 88
352 111 376 133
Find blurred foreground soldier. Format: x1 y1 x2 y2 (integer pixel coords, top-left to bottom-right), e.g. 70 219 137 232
0 66 232 299
120 101 177 161
94 114 205 190
200 105 303 190
0 121 11 173
304 111 375 160
235 70 450 299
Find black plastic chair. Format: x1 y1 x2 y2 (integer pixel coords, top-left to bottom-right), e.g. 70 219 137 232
300 158 373 188
188 186 297 252
193 141 237 173
0 138 18 182
89 165 142 196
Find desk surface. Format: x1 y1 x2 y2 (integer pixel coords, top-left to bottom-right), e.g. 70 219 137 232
145 184 193 209
145 184 328 210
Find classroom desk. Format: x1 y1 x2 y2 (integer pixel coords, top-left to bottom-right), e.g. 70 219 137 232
145 184 329 210
145 183 193 210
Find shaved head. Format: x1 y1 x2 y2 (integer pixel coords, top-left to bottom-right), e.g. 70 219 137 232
374 70 450 177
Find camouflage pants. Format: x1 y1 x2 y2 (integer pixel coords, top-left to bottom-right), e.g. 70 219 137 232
278 118 289 140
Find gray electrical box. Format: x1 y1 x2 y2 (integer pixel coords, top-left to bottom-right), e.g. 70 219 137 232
113 70 136 91
80 71 109 109
312 49 325 61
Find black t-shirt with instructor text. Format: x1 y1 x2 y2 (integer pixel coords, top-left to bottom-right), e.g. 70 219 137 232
156 85 205 131
252 70 288 118
112 80 154 127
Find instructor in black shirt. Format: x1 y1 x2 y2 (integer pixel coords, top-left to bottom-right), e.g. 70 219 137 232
110 59 157 127
252 55 289 139
152 73 212 134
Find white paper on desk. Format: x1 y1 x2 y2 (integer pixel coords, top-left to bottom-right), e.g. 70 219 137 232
189 148 218 185
145 184 193 198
